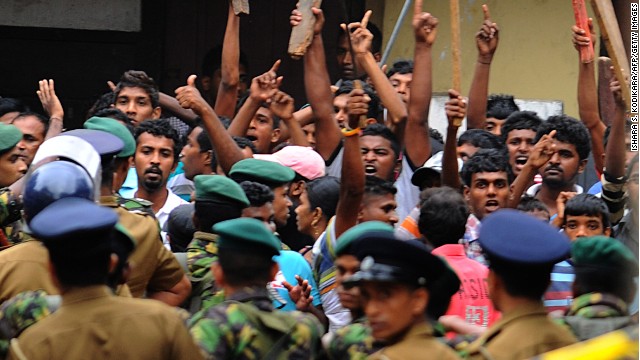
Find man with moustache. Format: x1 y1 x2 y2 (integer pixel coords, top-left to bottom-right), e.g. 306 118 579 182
524 115 591 217
132 119 187 246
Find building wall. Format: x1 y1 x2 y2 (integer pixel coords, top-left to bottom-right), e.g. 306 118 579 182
372 0 600 120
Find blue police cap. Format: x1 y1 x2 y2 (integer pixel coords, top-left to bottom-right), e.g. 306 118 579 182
29 197 118 242
62 129 124 157
479 209 571 265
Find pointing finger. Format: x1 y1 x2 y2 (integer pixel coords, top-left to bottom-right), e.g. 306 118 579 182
482 4 491 21
414 0 423 15
361 10 372 28
270 59 281 74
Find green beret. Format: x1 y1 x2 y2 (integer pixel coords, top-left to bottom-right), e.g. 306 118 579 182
335 221 394 256
229 158 295 187
194 175 249 207
572 236 638 272
212 218 280 257
0 124 22 153
83 117 135 157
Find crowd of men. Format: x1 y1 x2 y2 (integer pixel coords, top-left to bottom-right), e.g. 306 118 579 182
0 1 637 359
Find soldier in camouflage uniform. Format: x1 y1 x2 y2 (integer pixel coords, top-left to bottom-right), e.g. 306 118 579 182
557 236 637 340
189 218 324 359
0 124 28 247
71 118 191 305
323 222 395 359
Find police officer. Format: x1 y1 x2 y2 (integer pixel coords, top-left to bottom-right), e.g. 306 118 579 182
72 118 192 305
463 210 577 359
7 197 203 360
342 231 462 360
188 218 323 359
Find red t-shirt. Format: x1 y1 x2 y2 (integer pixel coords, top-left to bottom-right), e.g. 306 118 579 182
432 244 501 332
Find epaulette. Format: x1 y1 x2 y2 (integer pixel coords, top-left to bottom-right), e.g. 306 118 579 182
117 197 156 218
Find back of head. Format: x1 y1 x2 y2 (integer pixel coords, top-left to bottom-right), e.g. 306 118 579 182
418 187 469 248
0 97 28 118
486 94 520 120
114 70 160 108
564 194 611 229
500 111 543 142
306 176 341 221
535 115 591 161
134 119 182 165
461 149 513 187
572 236 638 303
457 129 504 150
240 181 274 207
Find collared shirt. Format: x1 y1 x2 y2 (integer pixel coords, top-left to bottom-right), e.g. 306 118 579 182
432 244 499 330
369 322 460 360
155 189 188 249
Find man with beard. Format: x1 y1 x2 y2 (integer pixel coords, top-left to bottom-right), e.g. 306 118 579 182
523 115 591 217
132 119 187 246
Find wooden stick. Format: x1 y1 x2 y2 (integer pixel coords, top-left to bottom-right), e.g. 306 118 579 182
450 0 462 126
590 0 631 110
231 0 249 16
572 0 594 63
288 0 322 59
597 57 615 126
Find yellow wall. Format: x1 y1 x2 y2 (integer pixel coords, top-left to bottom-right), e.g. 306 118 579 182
368 0 599 119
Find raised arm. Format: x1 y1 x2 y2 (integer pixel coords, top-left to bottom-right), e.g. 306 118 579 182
602 69 629 224
158 93 198 125
334 89 367 238
175 75 244 174
214 0 242 118
227 60 281 137
466 4 499 130
36 79 64 139
405 0 437 167
442 89 466 189
292 7 341 160
574 19 606 173
270 90 310 147
349 11 407 126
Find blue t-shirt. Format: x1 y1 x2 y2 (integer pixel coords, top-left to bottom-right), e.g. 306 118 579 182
272 250 322 311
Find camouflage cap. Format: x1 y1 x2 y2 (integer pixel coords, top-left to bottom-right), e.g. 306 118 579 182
83 116 136 157
572 236 638 272
194 175 249 207
229 158 295 187
335 221 394 257
212 218 280 257
0 124 22 153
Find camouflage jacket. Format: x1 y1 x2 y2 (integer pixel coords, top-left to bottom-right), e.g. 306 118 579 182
187 231 219 283
325 316 381 360
0 188 25 249
189 286 324 360
558 292 634 341
0 290 58 358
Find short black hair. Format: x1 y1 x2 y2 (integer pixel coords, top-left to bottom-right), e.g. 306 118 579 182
490 260 553 300
564 194 611 229
87 92 116 119
92 107 133 128
190 125 217 172
486 94 520 120
306 176 341 222
232 135 258 154
240 181 274 207
535 115 591 161
335 80 382 121
361 123 401 158
517 195 549 213
194 200 245 232
457 129 504 151
218 248 275 287
461 149 513 187
500 111 543 142
418 187 469 248
13 111 49 136
0 97 28 117
386 59 413 77
364 176 397 197
114 70 160 108
134 119 182 165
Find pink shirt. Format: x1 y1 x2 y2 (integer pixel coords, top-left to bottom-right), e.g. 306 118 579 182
432 244 500 330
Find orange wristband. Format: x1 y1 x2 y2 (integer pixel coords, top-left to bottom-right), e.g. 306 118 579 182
341 127 361 137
